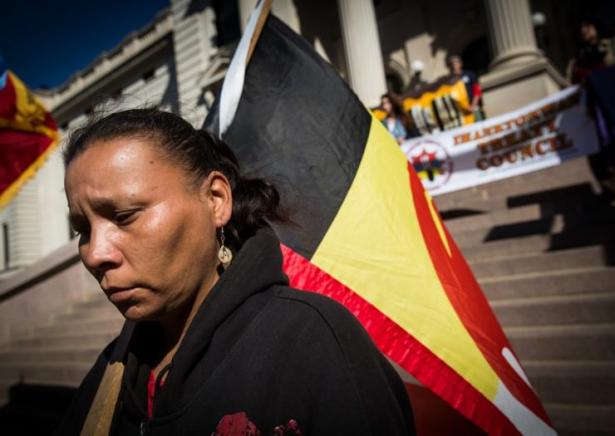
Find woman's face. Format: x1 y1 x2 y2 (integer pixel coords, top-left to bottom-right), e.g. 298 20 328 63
448 58 463 75
580 23 597 43
65 137 231 322
382 97 393 115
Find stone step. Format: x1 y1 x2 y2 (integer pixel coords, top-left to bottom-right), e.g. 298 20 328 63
436 195 510 216
452 215 615 251
442 191 613 235
445 204 542 233
452 219 558 249
0 361 92 387
491 292 615 327
30 317 124 337
459 233 556 259
71 294 111 310
436 181 599 215
480 266 615 300
506 324 615 361
54 306 121 323
469 245 609 278
546 403 615 435
8 329 120 349
434 158 599 205
524 360 615 405
0 383 76 435
0 346 101 365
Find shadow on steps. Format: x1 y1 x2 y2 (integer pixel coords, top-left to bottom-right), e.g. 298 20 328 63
478 183 615 264
0 383 76 435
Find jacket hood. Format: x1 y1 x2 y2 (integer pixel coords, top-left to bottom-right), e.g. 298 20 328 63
120 226 289 420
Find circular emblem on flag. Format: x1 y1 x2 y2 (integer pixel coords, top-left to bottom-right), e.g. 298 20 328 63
407 140 453 191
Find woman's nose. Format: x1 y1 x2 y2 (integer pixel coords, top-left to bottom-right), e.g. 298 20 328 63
80 226 122 277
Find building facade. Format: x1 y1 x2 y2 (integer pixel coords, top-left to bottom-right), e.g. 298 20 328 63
0 0 605 273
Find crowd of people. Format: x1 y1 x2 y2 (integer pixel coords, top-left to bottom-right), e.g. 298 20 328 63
381 18 614 155
380 54 484 143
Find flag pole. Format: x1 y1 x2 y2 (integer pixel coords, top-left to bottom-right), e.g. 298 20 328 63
217 0 272 136
246 0 272 65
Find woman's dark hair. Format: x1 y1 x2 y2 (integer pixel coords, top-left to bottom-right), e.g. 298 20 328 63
64 108 286 251
381 92 413 133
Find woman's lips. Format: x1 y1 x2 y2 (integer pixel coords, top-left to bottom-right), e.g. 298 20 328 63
104 287 138 304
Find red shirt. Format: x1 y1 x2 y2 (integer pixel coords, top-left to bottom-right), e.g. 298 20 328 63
147 369 165 417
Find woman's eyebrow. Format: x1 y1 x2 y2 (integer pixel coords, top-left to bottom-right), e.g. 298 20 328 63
89 197 116 210
69 198 116 221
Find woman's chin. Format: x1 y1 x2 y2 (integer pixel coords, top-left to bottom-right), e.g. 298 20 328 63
114 302 157 322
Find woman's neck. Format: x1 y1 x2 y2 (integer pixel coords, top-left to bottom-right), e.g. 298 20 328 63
153 271 220 375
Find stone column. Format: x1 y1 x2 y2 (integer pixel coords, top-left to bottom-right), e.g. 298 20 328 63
171 0 217 125
337 0 387 107
480 0 566 115
273 1 301 33
484 0 542 69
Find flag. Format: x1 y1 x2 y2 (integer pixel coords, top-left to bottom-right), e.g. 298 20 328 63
373 77 475 136
0 60 59 210
204 4 554 435
401 77 475 132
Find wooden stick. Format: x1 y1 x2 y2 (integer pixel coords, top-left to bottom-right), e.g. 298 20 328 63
246 0 272 65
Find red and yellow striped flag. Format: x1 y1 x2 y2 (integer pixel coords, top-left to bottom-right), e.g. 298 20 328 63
0 69 59 209
204 4 554 435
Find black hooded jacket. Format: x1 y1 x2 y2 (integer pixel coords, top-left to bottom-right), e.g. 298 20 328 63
56 228 414 435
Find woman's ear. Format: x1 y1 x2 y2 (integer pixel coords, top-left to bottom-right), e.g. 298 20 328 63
201 171 233 227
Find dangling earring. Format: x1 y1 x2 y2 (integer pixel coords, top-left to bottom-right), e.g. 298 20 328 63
217 227 233 268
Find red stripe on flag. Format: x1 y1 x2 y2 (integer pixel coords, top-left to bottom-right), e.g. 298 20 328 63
43 111 58 131
281 244 518 435
406 161 551 426
0 129 54 193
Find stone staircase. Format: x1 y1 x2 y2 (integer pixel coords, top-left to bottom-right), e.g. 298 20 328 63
0 157 614 434
0 293 122 397
435 158 615 436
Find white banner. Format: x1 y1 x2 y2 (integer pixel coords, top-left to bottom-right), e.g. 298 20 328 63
401 86 599 196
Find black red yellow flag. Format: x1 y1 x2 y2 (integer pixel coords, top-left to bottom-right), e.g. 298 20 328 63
0 66 59 210
204 4 554 435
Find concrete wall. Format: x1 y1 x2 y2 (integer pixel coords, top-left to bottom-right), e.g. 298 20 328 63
172 0 218 127
0 153 66 272
0 205 13 272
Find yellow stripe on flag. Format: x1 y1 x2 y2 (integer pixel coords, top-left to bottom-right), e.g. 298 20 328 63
402 80 475 125
0 72 58 139
311 116 498 400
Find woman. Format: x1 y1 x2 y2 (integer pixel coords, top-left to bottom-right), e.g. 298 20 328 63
57 109 414 435
380 93 412 144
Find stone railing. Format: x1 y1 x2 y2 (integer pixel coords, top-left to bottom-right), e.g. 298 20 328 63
0 239 98 345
